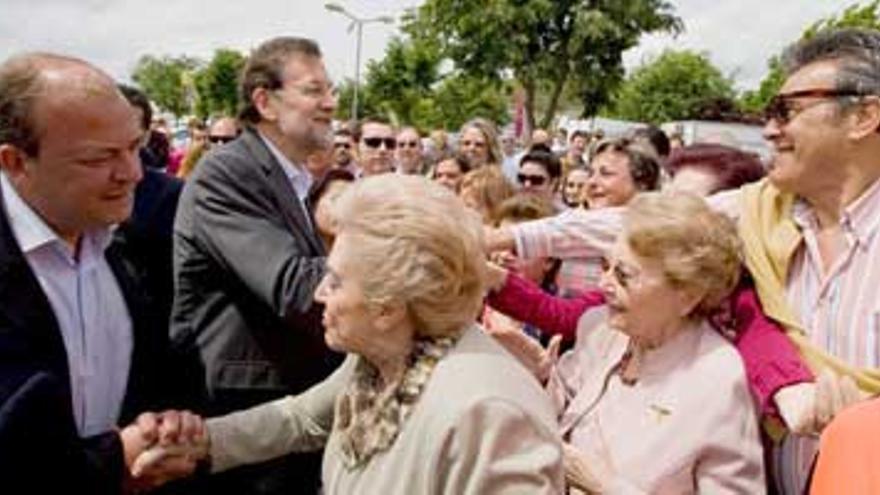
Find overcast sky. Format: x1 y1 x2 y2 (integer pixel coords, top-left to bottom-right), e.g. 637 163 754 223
0 0 852 92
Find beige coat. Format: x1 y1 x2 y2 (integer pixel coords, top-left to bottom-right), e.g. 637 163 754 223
206 325 564 494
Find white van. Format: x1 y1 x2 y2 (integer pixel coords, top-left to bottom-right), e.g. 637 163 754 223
662 120 771 162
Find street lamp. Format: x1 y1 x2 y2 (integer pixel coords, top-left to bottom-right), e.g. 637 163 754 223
325 2 394 122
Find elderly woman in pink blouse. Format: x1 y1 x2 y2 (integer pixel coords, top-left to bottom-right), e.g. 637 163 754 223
489 192 766 493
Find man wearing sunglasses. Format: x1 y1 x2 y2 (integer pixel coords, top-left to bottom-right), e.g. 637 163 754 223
357 117 396 177
170 37 342 495
488 28 880 494
207 116 240 146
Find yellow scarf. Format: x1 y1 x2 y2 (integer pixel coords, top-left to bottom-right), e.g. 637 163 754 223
738 179 880 393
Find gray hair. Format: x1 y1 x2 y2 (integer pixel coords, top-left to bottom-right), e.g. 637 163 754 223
782 28 880 97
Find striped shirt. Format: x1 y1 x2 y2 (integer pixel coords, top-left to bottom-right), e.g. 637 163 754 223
512 180 880 493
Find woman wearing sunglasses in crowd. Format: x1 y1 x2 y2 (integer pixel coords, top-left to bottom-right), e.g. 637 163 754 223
516 144 563 209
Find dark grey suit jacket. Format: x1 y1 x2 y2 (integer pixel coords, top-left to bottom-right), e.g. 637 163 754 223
172 126 341 409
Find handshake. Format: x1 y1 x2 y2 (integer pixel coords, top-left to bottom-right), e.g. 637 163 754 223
119 410 210 491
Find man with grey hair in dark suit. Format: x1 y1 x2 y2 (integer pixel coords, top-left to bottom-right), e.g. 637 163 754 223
171 37 342 494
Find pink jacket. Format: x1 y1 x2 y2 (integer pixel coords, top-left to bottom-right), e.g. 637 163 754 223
487 272 812 418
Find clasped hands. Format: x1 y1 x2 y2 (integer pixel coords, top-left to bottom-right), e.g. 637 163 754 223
119 409 209 490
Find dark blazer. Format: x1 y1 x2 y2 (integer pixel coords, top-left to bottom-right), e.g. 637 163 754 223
171 127 341 493
117 167 184 326
0 183 184 493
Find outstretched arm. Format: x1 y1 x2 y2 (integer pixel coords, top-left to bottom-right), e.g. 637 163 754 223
486 266 605 341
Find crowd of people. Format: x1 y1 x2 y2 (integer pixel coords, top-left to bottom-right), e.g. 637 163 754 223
1 26 879 495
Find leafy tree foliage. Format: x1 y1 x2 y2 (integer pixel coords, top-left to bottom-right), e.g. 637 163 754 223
132 55 198 118
608 50 735 123
132 49 245 121
335 37 509 131
404 0 681 129
193 49 246 120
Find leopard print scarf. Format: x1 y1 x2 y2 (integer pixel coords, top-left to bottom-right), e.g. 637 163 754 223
333 336 456 468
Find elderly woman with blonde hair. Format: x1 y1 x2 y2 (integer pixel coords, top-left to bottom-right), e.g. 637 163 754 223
490 192 765 493
135 174 563 493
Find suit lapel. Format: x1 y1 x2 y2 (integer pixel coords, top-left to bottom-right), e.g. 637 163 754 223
240 128 325 255
0 184 68 375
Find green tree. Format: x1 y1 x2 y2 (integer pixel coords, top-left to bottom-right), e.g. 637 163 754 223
608 50 736 123
337 36 510 131
426 74 510 130
193 49 246 120
335 79 373 124
132 55 198 118
740 1 880 113
404 0 681 130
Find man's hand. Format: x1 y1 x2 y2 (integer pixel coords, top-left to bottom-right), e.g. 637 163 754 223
775 370 866 435
120 410 208 490
775 382 816 434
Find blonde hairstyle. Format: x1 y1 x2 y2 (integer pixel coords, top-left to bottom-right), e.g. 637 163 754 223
459 118 503 166
459 166 515 223
623 192 741 316
177 141 207 179
493 193 555 226
332 174 487 338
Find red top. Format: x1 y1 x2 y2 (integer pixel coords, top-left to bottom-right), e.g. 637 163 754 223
487 271 813 418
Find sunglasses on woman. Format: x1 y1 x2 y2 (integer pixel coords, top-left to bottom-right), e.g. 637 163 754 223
517 173 547 186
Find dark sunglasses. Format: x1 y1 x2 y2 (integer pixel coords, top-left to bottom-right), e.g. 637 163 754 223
208 135 236 144
397 140 419 148
334 142 351 150
363 137 397 150
517 173 547 186
763 88 863 125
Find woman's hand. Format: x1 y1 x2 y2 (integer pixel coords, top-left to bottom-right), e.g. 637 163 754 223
485 260 510 293
563 442 616 494
485 319 561 382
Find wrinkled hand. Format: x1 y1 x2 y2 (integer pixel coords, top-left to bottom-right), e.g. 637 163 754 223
484 226 516 254
563 443 615 494
775 370 866 435
485 319 561 382
121 410 208 490
485 261 510 293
